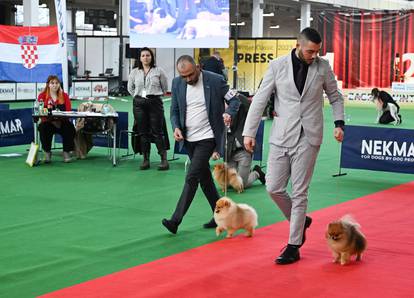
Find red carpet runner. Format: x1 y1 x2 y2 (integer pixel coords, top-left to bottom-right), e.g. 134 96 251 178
41 182 414 298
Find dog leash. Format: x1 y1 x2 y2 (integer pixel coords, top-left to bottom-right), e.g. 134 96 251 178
223 124 231 197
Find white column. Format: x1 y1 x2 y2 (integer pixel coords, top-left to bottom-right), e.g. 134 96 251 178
120 0 129 36
23 0 39 26
252 0 263 37
300 3 311 31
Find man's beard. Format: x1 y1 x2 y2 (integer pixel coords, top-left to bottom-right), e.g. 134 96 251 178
298 49 314 65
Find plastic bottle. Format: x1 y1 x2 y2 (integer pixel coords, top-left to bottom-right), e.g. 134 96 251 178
38 101 44 115
33 100 39 115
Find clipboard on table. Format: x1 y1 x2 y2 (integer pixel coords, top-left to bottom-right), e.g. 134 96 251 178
26 142 39 167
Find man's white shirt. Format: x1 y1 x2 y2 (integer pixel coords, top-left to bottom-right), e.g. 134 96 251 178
185 72 214 142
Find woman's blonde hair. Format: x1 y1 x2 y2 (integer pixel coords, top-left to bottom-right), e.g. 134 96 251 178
43 75 64 104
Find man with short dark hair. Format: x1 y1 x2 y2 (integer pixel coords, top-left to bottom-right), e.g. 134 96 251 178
243 27 345 264
202 51 227 80
162 55 240 234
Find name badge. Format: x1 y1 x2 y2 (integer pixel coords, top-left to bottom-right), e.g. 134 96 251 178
142 89 147 98
224 89 237 100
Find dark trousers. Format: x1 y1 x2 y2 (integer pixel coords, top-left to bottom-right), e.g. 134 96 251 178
379 111 397 124
171 138 220 224
133 96 165 154
38 121 75 152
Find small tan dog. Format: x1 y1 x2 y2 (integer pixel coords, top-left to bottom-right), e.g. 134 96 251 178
214 197 258 238
213 163 244 193
326 215 367 265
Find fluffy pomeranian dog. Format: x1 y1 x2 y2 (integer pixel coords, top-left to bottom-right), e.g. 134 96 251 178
214 197 258 238
213 163 244 193
326 215 367 265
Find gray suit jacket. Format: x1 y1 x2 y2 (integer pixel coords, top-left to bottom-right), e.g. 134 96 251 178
243 53 344 147
170 70 240 151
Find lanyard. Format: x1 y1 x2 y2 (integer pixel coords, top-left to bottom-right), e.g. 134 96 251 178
143 67 151 88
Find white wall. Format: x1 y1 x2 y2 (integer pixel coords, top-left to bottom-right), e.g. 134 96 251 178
77 36 194 92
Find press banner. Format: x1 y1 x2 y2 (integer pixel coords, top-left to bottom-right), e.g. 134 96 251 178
340 125 414 174
195 39 297 94
0 108 34 147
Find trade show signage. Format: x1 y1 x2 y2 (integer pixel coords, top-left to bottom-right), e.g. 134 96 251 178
0 83 16 101
0 108 33 146
16 83 36 100
0 82 47 101
341 125 414 174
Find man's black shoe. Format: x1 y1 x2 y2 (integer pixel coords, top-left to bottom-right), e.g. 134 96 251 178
203 218 217 229
253 165 266 185
162 218 178 234
300 216 313 247
275 244 300 265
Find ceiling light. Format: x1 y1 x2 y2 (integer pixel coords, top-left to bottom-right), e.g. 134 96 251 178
270 25 280 29
263 12 274 17
297 17 314 21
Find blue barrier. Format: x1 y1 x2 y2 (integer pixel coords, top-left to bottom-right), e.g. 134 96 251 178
0 103 10 110
0 108 34 146
173 120 265 162
340 125 414 174
55 111 129 149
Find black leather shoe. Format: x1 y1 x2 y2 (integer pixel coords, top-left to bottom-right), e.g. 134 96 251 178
275 244 300 265
253 165 266 185
203 218 217 229
300 216 313 247
162 218 178 234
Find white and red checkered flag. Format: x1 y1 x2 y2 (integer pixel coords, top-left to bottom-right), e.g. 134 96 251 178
0 25 62 83
19 36 39 69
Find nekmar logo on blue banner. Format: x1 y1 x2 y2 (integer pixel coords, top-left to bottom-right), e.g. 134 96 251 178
341 125 414 174
0 108 33 146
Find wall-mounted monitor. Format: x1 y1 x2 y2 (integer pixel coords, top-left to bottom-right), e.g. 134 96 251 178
129 0 229 48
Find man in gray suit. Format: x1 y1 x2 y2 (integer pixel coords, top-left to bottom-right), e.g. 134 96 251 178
243 28 345 264
162 55 240 234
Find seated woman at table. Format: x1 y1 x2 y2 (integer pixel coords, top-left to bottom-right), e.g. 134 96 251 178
38 75 76 163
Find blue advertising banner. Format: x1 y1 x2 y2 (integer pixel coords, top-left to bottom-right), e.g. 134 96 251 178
0 108 34 146
173 120 265 162
92 111 128 149
341 125 414 174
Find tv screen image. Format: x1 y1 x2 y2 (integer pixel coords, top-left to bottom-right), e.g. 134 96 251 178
129 0 229 48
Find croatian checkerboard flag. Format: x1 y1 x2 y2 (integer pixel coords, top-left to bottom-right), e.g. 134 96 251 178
0 25 62 83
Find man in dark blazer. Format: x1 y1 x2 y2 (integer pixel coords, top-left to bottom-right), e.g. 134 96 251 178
201 51 226 80
162 55 240 234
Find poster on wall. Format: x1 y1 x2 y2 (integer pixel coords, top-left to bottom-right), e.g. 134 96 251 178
195 39 297 94
129 0 229 48
318 11 414 89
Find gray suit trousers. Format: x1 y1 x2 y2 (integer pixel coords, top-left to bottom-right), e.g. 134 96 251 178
265 133 320 245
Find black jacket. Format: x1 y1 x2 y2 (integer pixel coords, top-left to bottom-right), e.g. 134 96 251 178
225 93 250 161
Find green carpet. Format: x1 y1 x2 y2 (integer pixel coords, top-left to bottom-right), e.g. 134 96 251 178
0 98 413 297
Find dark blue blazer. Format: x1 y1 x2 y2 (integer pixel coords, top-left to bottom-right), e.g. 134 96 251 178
170 70 240 151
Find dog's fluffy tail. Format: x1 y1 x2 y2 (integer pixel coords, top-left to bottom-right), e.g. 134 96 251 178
341 214 361 229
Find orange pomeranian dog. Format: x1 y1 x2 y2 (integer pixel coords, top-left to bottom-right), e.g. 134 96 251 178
326 215 367 265
214 197 258 238
213 163 244 193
